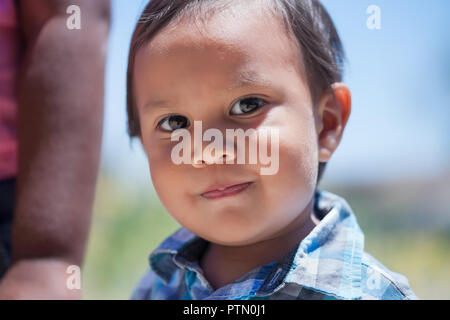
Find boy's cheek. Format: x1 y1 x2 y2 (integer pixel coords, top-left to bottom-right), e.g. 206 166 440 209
145 138 173 159
272 136 318 190
148 157 183 195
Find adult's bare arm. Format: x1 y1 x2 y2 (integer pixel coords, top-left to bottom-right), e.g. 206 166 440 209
0 0 110 299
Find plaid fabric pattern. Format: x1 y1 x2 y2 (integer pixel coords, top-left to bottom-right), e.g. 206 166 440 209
131 189 418 300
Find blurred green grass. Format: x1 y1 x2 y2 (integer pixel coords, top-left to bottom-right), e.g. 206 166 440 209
82 173 450 299
82 173 180 299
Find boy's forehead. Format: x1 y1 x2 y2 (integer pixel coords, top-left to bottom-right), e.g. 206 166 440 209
142 2 301 68
134 1 306 106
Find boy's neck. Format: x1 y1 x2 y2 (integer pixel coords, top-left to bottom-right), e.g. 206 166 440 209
199 197 317 291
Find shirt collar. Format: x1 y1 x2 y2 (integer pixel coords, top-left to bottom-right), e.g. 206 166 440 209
255 189 364 299
149 189 364 300
148 227 203 284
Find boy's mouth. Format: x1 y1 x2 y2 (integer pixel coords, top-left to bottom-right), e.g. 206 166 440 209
201 181 253 199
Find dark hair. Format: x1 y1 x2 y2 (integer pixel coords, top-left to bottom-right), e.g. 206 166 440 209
126 0 346 186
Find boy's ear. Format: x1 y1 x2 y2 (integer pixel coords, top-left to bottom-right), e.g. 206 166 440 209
316 83 351 162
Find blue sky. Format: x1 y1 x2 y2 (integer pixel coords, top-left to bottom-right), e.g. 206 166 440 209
100 0 450 187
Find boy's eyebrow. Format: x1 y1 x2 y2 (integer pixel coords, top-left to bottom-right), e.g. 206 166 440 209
228 70 272 90
142 71 272 111
143 98 170 109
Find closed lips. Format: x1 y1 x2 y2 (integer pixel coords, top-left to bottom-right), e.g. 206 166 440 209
201 182 253 199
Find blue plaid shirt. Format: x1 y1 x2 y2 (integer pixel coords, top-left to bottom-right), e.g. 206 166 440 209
131 189 418 300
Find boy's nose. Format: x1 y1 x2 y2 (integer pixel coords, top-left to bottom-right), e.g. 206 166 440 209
192 138 236 168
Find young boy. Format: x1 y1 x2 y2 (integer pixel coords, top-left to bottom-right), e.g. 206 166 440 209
127 0 417 300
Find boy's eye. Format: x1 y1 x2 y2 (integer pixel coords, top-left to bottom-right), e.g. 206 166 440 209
230 97 266 115
157 115 190 132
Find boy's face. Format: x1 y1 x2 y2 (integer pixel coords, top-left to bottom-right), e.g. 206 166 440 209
133 4 347 245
